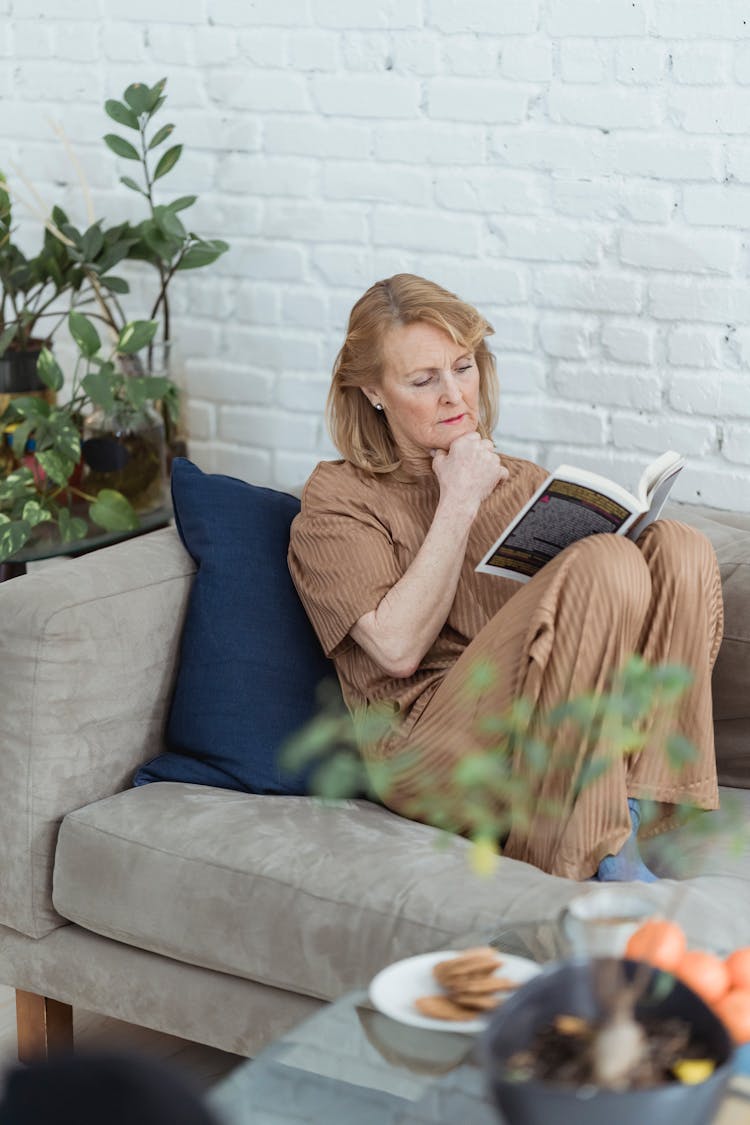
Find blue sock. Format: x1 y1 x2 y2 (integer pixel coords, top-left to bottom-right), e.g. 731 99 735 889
596 798 658 883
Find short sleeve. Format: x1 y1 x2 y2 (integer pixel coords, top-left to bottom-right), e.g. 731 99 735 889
288 464 403 658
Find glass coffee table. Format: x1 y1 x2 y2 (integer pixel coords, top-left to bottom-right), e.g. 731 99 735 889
208 918 750 1125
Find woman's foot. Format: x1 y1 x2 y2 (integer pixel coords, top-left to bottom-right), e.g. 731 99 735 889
596 798 658 883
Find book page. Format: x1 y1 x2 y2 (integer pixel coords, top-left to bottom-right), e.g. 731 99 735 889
476 473 639 582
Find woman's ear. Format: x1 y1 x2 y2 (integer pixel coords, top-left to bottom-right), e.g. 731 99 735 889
360 386 380 409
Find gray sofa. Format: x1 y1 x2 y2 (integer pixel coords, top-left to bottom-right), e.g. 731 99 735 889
1 502 749 1060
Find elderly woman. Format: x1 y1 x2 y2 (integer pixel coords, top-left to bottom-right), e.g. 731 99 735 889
288 274 722 882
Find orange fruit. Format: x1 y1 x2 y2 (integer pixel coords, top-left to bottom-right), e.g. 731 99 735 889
625 919 687 972
725 947 750 991
675 950 730 1006
713 988 750 1045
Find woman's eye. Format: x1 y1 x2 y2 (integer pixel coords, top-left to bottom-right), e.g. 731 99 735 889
457 364 473 373
414 376 433 387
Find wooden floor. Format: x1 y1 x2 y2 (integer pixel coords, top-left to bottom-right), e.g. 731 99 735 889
0 983 244 1092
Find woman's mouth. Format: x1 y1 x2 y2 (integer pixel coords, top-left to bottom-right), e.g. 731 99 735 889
440 413 466 425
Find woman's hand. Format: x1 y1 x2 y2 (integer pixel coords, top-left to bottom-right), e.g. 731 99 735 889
432 432 509 515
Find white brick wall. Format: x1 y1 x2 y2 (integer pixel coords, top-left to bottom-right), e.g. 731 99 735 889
3 1 750 509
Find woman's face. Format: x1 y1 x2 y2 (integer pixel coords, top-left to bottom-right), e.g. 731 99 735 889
363 321 481 455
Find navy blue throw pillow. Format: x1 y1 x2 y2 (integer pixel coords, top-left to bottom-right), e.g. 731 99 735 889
134 458 337 795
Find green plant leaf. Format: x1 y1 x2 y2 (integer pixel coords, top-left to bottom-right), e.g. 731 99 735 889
153 144 182 181
58 508 89 543
148 123 175 150
68 311 101 358
80 223 104 262
0 467 35 503
666 734 699 771
117 319 158 355
103 134 140 161
10 396 50 420
147 77 168 113
99 274 130 294
89 489 139 532
119 175 145 196
167 195 197 213
105 99 139 130
35 449 75 487
0 519 31 562
123 377 149 409
81 371 117 412
49 414 81 463
153 205 186 240
7 418 34 458
21 500 52 528
36 347 64 392
176 239 230 270
0 323 17 357
123 82 153 116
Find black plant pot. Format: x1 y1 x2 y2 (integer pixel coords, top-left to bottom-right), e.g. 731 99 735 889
0 345 47 395
480 958 734 1125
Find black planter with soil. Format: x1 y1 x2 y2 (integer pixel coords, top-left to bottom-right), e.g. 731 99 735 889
480 957 734 1125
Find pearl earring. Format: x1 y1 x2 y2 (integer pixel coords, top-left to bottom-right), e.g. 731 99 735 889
374 403 384 412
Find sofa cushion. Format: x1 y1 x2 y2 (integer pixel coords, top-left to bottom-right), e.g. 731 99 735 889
52 783 750 1001
134 459 336 795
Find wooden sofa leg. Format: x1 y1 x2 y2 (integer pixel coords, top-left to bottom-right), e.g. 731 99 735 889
15 989 74 1062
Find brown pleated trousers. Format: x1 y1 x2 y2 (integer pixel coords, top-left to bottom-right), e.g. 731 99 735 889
372 522 723 880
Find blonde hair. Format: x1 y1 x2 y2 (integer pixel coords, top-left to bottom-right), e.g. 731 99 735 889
327 273 499 473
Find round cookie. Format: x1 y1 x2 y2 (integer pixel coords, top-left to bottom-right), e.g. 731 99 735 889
414 994 477 1022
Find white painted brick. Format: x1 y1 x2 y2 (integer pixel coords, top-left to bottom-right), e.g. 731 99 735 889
609 136 721 181
723 424 750 465
375 124 484 165
429 0 539 34
726 145 750 183
552 364 662 410
212 446 272 487
312 246 414 288
435 170 546 214
372 207 481 255
485 314 536 352
500 39 553 82
277 373 330 412
231 242 307 282
672 44 732 85
186 401 215 442
208 69 311 112
391 31 441 75
265 199 367 242
495 356 546 393
311 74 419 118
220 155 315 197
233 283 282 326
15 0 97 14
145 24 193 64
15 62 104 102
612 413 715 456
493 437 541 464
489 219 599 264
274 450 324 491
220 407 319 450
421 260 528 305
14 21 55 57
492 129 608 177
288 31 340 72
652 1 750 40
677 465 750 513
101 22 146 61
500 398 605 444
559 41 611 84
314 0 422 29
539 317 597 359
101 0 204 19
683 185 750 227
669 373 750 419
341 31 390 72
548 0 646 37
227 327 323 372
650 279 750 323
237 29 287 68
668 89 750 134
735 44 750 85
535 269 642 314
620 228 739 275
667 329 721 369
550 85 657 129
428 80 528 124
322 162 430 207
553 179 673 225
208 0 310 25
601 322 654 365
616 42 667 84
439 37 500 78
264 119 370 159
185 362 274 406
192 27 239 66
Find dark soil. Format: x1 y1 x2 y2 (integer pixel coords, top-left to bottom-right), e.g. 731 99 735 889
504 1013 715 1090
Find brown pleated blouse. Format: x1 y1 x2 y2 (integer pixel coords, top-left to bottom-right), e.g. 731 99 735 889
288 453 548 740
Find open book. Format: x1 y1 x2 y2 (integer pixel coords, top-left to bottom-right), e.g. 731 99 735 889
476 451 685 583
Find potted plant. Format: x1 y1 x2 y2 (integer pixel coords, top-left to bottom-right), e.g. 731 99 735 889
283 657 749 1118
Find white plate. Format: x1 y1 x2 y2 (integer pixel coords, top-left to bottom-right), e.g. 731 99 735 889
369 949 542 1035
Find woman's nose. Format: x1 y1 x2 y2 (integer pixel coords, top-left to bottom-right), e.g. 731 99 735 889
439 373 462 402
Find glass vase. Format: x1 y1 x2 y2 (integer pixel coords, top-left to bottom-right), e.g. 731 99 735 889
81 403 167 514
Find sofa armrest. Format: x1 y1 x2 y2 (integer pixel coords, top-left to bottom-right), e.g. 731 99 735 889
0 527 195 939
